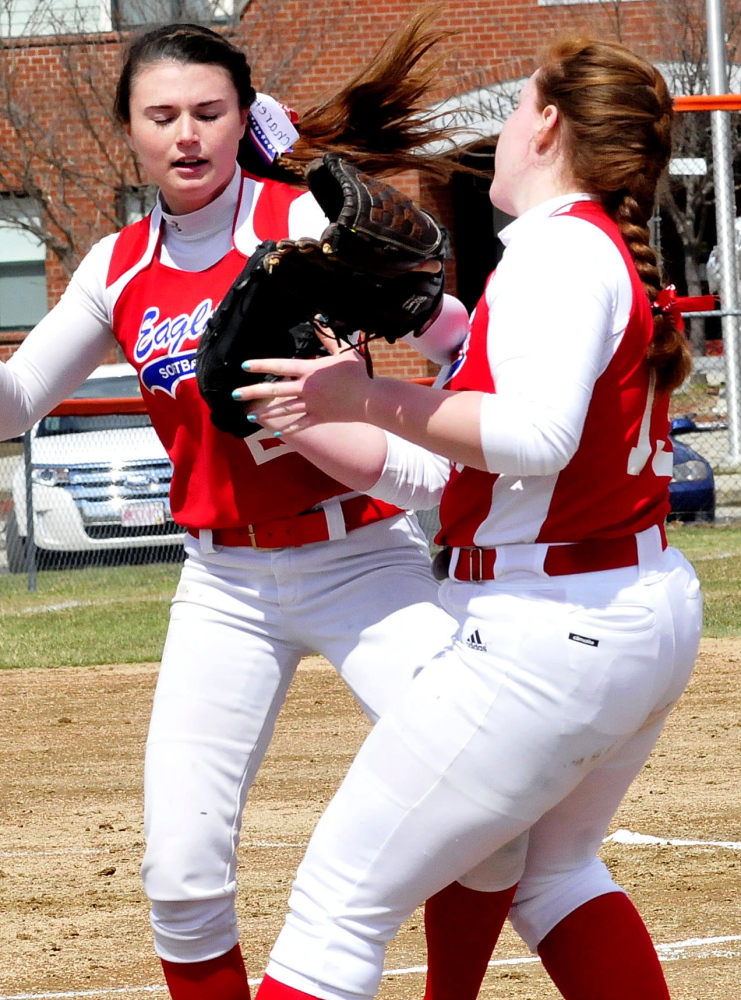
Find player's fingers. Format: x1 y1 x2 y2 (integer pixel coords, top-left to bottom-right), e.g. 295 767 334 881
240 357 308 378
270 414 314 435
252 399 305 421
233 379 303 403
245 409 307 435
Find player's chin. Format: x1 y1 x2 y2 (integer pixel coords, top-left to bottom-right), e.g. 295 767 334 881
163 164 222 210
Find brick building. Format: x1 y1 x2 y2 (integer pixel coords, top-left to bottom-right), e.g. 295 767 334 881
0 0 697 374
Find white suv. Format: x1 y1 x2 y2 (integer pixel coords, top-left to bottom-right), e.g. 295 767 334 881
6 364 184 572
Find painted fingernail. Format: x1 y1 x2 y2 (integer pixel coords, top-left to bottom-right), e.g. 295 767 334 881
272 430 282 438
231 390 243 400
316 314 329 326
241 361 252 370
246 413 258 422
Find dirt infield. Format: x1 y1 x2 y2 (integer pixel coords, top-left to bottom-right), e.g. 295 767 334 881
0 640 739 999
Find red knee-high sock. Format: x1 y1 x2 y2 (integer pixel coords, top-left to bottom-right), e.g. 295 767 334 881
255 974 319 999
161 944 251 1000
423 881 518 1000
537 892 670 1000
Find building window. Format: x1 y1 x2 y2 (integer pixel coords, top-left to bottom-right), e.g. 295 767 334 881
0 198 47 331
0 0 241 37
0 0 110 37
110 0 237 29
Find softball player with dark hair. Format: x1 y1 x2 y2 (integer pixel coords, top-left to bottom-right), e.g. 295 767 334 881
236 37 702 1000
0 18 475 1000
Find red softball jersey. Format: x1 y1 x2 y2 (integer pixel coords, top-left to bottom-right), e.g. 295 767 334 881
437 199 672 549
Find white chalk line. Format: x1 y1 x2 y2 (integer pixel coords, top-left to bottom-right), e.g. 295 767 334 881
381 934 741 975
8 600 112 616
692 549 741 562
246 831 741 851
2 934 740 999
657 933 741 961
605 828 741 850
4 830 739 861
4 596 166 617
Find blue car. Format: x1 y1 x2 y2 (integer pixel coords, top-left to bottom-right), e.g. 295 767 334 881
668 417 716 522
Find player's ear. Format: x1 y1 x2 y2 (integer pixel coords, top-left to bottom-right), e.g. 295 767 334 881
534 105 559 154
542 104 558 130
124 125 137 153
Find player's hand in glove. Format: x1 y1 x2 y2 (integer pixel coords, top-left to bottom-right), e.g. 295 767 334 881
195 241 332 438
266 152 450 345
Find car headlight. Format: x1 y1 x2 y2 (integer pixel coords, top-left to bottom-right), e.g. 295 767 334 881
31 466 71 487
672 460 710 483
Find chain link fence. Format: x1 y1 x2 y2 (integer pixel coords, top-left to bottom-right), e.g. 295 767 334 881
0 365 184 586
662 92 741 521
669 298 741 525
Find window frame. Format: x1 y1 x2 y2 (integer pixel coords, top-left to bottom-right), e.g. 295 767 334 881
0 194 49 332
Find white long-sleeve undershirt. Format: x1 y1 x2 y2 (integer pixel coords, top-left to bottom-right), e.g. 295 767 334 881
370 432 451 510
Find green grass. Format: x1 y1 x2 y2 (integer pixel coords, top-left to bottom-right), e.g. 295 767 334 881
0 562 182 668
0 526 740 669
665 522 741 638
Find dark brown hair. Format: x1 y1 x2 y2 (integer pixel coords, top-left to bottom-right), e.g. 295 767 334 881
114 23 256 125
535 38 691 394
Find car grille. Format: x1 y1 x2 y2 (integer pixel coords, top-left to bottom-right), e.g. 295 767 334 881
58 458 178 538
85 521 184 540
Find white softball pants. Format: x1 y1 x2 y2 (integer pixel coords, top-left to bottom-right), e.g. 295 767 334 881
264 528 702 1000
141 513 458 963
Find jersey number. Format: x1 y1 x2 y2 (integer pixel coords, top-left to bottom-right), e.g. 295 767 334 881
627 370 673 478
244 428 296 465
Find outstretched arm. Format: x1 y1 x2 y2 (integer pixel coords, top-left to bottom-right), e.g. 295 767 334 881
0 240 118 439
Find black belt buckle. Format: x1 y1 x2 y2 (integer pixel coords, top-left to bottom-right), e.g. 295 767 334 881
432 546 452 580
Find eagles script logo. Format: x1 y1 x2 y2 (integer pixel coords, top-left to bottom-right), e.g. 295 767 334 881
134 299 214 398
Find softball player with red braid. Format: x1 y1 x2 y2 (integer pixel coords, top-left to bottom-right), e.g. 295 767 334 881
0 21 479 1000
237 38 702 1000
